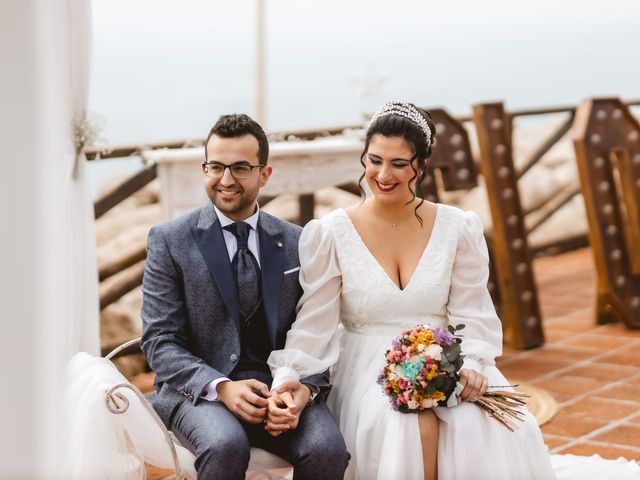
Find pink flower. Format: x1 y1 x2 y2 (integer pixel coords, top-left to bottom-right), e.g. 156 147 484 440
421 398 439 408
386 351 399 362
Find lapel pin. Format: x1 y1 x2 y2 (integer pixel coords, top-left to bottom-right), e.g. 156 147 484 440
277 242 283 248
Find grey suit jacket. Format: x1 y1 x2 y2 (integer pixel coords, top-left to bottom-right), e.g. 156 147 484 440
141 202 329 425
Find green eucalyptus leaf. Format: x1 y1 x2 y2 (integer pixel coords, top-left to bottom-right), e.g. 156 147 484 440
444 343 461 362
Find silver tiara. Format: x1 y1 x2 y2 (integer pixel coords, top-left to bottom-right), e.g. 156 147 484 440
370 101 432 145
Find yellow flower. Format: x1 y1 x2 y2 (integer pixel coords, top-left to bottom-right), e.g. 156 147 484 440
411 329 435 352
388 379 400 393
422 391 446 405
431 391 446 401
425 364 438 381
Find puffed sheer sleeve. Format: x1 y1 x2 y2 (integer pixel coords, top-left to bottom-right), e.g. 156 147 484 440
268 218 342 391
448 211 503 373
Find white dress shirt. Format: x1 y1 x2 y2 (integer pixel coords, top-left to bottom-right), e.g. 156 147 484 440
201 203 261 401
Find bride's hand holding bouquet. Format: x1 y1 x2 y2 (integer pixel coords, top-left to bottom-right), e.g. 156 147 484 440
377 324 529 431
458 368 489 402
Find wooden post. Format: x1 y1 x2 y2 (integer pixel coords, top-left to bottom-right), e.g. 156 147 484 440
420 108 477 202
473 103 544 348
572 98 640 327
299 193 315 226
422 108 501 316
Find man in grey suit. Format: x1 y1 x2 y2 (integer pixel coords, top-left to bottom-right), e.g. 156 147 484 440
141 114 349 479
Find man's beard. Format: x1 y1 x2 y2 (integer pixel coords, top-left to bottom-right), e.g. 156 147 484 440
208 188 257 217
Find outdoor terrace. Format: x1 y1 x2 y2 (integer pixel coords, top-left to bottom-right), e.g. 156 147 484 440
499 247 640 460
142 246 639 479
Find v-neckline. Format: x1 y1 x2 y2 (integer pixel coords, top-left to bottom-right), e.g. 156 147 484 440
340 205 440 292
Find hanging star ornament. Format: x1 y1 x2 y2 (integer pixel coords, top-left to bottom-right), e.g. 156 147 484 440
350 63 388 99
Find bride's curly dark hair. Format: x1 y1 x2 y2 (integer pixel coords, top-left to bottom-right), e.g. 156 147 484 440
358 104 436 227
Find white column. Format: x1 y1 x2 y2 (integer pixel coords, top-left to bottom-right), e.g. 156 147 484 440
255 0 266 126
0 0 97 477
67 0 100 357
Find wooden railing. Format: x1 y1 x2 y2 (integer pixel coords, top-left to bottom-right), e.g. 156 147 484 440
90 98 640 345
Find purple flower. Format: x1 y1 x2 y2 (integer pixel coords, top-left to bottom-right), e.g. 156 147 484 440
433 328 455 346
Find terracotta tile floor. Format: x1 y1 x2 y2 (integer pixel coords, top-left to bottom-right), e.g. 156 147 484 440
144 247 640 479
498 247 640 461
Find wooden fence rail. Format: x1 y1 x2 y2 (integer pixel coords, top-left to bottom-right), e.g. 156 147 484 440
94 163 157 219
91 99 640 341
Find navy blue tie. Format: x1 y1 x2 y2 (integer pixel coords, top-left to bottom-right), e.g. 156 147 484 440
224 222 261 321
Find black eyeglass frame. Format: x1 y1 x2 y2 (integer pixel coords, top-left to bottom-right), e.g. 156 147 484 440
201 161 266 179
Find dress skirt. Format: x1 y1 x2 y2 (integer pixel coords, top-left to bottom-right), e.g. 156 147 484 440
328 328 555 480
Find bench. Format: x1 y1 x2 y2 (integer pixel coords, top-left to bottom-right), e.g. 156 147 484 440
105 338 294 480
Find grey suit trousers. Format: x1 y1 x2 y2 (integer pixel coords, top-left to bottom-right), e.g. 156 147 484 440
170 370 349 480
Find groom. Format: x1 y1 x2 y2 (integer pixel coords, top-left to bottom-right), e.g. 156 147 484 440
141 114 349 479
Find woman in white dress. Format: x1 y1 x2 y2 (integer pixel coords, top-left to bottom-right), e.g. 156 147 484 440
268 101 556 480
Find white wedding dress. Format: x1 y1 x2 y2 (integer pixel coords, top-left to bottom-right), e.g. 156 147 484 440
269 205 640 480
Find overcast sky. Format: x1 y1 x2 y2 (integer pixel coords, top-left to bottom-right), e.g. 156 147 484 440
90 0 640 143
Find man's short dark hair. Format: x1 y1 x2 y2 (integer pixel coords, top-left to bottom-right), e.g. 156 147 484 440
205 114 269 164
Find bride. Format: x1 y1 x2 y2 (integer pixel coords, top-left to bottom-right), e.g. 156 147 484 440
267 101 555 479
267 102 639 480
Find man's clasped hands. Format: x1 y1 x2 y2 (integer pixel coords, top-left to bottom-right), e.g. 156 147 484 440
215 379 311 435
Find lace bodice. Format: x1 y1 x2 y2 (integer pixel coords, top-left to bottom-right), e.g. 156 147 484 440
268 204 503 387
334 206 454 334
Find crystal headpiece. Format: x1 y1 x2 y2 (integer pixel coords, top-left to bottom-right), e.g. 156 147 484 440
370 101 432 145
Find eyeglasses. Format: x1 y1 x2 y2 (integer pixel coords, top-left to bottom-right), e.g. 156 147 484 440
201 162 265 179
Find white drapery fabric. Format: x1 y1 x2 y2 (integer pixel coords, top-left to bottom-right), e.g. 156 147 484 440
64 353 198 479
0 0 98 477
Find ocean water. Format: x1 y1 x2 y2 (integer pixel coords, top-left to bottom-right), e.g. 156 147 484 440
88 0 640 196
